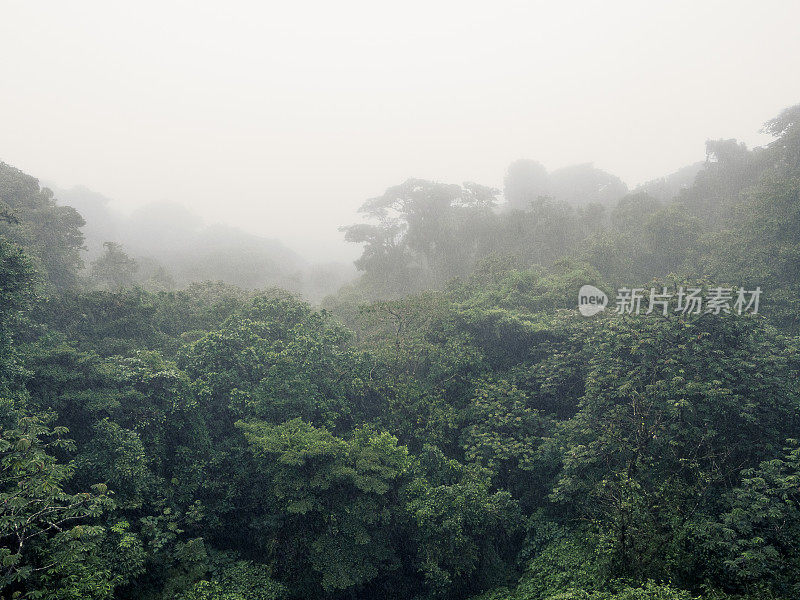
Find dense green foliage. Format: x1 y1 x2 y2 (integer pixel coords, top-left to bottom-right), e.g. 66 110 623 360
340 106 800 330
2 106 800 599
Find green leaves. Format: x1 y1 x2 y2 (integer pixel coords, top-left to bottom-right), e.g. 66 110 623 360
694 442 800 595
180 295 366 431
0 162 85 291
549 314 800 585
239 419 410 593
4 128 800 600
0 411 117 597
404 470 522 598
459 378 550 496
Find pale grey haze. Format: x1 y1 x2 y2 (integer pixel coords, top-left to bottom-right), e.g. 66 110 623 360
2 0 800 262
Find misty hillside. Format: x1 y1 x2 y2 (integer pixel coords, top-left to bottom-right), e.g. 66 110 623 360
2 102 800 599
0 152 703 306
7 2 800 599
0 173 356 301
51 186 303 267
333 109 799 337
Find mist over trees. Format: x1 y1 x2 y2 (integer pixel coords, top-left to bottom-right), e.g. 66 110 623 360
1 104 800 600
338 105 800 335
0 163 85 291
29 183 357 301
503 160 628 210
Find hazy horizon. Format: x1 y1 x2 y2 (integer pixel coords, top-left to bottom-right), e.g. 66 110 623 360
3 1 800 263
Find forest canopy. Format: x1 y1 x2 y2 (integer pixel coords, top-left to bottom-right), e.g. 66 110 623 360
1 104 800 600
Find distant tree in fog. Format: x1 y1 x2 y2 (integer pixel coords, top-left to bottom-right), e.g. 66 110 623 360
90 241 138 291
503 159 549 210
548 163 628 206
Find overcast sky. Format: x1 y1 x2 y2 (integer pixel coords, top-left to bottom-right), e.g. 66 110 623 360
2 1 800 262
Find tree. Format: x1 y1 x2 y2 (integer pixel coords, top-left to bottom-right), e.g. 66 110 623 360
504 160 550 210
0 238 34 397
698 442 800 596
403 453 522 599
342 179 498 295
549 164 628 207
550 313 800 583
0 411 121 598
90 242 138 291
459 378 550 499
238 419 411 595
0 162 85 290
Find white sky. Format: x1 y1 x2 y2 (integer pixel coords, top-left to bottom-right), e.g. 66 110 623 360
2 0 800 262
